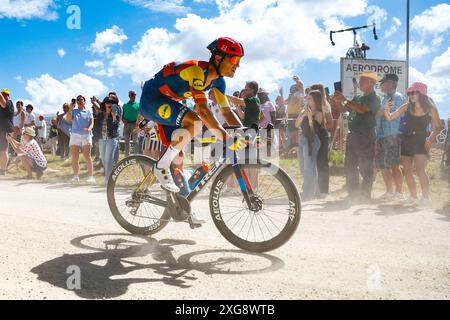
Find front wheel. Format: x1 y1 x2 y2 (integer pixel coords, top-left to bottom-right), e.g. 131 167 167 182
209 162 301 252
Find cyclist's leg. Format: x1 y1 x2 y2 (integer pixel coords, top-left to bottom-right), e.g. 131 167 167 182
139 95 201 192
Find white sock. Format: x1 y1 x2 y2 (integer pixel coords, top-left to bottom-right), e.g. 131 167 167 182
157 145 179 170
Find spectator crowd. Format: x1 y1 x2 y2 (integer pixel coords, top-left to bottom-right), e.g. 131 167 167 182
0 71 446 207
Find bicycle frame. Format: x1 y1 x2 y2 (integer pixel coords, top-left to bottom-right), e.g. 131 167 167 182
185 149 257 210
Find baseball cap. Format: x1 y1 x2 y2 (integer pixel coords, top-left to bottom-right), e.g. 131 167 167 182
1 88 10 95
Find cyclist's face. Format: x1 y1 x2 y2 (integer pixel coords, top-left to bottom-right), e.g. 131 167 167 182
219 55 240 78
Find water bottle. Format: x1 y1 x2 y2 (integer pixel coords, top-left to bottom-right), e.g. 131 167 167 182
173 168 191 197
188 164 210 190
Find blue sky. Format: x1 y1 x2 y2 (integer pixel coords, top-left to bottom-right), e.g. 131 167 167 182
1 0 449 118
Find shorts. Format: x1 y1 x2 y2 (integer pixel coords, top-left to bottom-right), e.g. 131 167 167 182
401 133 428 157
69 133 93 147
375 135 401 169
0 131 8 151
30 157 47 173
139 84 191 128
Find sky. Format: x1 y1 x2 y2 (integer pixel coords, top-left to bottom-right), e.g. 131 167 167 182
0 0 449 118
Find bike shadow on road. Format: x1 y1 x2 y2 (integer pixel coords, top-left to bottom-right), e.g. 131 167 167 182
30 233 284 299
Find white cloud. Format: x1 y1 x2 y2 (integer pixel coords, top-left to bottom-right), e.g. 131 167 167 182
395 41 432 60
409 46 450 106
57 48 66 57
89 25 128 54
100 0 370 92
411 3 450 35
25 73 107 115
384 17 401 38
0 0 58 20
15 75 22 81
124 0 190 14
85 60 109 76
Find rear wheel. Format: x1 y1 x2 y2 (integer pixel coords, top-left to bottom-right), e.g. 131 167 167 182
209 162 301 252
107 155 170 235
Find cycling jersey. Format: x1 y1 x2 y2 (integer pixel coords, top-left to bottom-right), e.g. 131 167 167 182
140 60 229 123
139 60 231 146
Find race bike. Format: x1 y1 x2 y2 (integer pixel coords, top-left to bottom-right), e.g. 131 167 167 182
107 125 301 252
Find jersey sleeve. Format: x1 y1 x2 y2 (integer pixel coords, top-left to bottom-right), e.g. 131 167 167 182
211 77 231 109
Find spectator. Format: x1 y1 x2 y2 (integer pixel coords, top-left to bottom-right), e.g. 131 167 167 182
286 76 304 149
295 90 324 201
122 90 140 156
6 127 47 179
56 103 71 161
208 89 225 125
91 103 102 164
384 82 442 207
275 94 288 151
375 73 406 202
35 115 47 149
227 81 261 128
334 71 381 201
24 104 36 128
48 118 58 157
257 88 276 129
66 95 95 183
97 97 120 184
141 119 161 161
13 100 25 140
0 88 14 176
108 92 121 162
310 83 333 195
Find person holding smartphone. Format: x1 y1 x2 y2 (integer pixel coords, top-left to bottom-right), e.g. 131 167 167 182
374 73 406 203
96 97 120 184
334 71 381 202
65 95 95 183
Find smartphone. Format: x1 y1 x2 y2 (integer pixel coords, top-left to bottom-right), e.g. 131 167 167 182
334 81 342 92
71 98 76 104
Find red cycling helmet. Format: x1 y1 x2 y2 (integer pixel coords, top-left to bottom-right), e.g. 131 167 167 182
207 37 244 57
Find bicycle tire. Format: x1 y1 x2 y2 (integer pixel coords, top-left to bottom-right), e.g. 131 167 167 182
209 162 301 252
107 155 170 235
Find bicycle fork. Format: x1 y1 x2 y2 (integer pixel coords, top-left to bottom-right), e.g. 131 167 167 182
232 163 258 211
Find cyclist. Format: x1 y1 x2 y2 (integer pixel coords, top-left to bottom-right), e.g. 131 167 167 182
139 37 246 194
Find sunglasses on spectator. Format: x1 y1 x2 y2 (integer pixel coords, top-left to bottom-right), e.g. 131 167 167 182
77 98 84 101
229 56 241 65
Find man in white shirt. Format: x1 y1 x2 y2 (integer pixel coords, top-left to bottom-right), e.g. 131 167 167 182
36 115 47 148
24 104 36 128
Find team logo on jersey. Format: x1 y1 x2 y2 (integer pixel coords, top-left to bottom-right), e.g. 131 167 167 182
158 104 172 119
180 65 205 91
184 92 192 98
192 79 204 91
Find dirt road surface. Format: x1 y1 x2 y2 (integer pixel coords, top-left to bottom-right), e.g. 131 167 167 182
0 179 449 299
